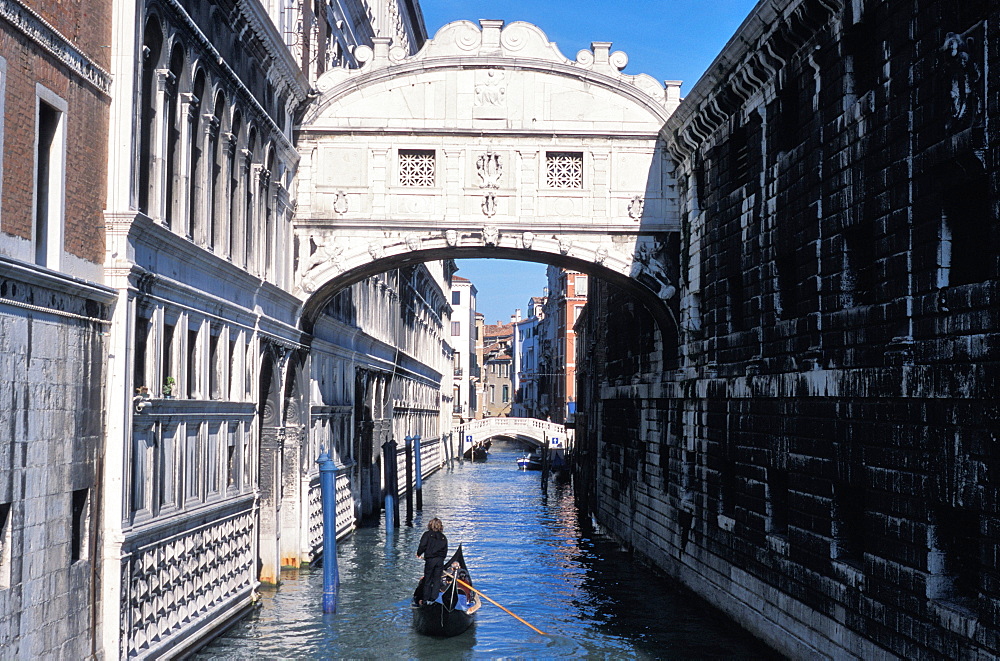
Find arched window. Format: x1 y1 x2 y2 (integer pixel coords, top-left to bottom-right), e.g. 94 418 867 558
262 146 275 279
165 44 184 230
228 110 242 262
208 91 225 250
138 17 162 215
187 69 205 240
244 129 257 271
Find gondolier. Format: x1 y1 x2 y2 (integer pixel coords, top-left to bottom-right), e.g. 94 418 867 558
416 517 448 605
412 545 480 637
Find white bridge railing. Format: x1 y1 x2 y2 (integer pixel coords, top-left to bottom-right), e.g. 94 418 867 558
454 417 573 453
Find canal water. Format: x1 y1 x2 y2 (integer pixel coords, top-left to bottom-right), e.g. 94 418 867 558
197 441 779 659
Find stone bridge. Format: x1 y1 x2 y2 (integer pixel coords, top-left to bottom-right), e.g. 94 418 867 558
455 416 573 452
294 19 682 331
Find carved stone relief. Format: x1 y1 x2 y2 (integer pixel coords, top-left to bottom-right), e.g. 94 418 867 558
631 240 677 299
483 226 499 246
942 31 982 131
482 192 497 217
477 151 502 187
332 191 348 215
477 150 502 217
474 70 506 107
628 195 644 220
301 235 344 292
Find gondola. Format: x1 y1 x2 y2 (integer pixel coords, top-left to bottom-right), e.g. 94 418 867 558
411 545 480 637
466 439 491 462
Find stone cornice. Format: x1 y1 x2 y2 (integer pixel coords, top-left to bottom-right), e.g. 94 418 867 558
307 20 677 126
233 0 310 103
0 254 117 306
298 125 661 141
0 0 112 95
662 0 841 160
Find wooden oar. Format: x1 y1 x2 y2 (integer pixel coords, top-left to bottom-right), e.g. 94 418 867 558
455 578 547 635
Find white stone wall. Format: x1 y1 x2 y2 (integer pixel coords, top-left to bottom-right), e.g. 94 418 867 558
0 259 115 658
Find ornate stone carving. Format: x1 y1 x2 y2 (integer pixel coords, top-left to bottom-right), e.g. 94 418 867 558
332 191 348 215
594 246 609 265
558 237 574 255
628 195 644 220
474 70 506 107
368 243 384 260
406 234 421 251
483 226 499 246
631 241 676 299
482 192 497 217
521 231 534 249
477 150 502 188
444 229 458 246
942 31 981 131
609 51 629 71
301 236 344 292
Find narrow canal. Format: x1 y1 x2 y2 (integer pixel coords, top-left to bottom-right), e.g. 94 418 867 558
197 441 779 659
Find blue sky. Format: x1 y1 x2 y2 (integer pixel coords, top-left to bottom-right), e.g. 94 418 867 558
422 0 761 324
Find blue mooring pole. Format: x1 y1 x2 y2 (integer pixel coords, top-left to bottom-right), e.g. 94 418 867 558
383 438 398 529
317 446 339 613
414 434 423 510
404 435 414 526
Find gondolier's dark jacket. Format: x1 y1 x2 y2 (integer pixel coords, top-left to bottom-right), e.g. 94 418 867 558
417 531 447 560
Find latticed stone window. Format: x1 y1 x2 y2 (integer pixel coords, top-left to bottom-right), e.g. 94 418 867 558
546 152 584 188
399 149 436 186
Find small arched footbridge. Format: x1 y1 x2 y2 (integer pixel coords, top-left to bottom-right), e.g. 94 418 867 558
455 417 573 452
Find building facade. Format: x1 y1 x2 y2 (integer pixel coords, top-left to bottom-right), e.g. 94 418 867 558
101 0 435 656
541 267 588 423
448 275 477 422
0 0 116 656
480 320 514 417
512 296 545 418
577 0 1000 657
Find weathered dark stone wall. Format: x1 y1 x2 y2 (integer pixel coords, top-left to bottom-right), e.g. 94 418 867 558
578 0 1000 657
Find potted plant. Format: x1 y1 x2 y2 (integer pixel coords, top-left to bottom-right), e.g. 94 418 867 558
163 376 175 398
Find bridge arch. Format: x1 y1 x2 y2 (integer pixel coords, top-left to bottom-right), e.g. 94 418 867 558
456 418 573 451
294 18 682 333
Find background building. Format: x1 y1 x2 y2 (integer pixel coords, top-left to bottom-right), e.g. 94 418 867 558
541 267 588 423
512 296 546 418
0 1 115 656
448 275 477 422
480 318 515 417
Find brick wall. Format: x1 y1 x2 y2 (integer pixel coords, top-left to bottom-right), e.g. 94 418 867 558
0 13 110 265
578 0 1000 657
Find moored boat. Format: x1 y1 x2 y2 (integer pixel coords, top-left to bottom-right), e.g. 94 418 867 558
516 452 542 470
411 545 480 637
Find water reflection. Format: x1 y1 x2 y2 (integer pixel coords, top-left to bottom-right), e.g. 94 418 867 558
197 441 780 659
